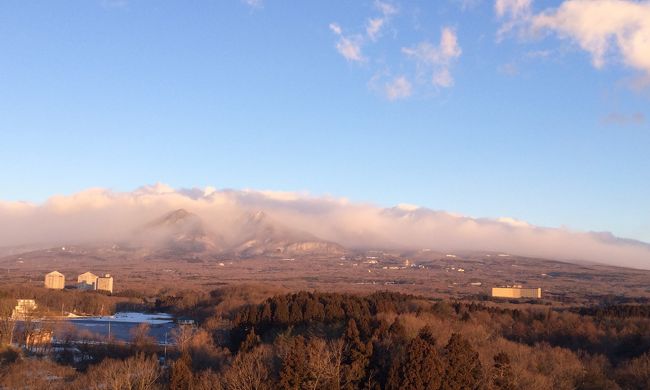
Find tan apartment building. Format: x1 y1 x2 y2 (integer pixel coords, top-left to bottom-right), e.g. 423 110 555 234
491 287 542 299
44 271 65 289
77 272 98 290
96 274 114 293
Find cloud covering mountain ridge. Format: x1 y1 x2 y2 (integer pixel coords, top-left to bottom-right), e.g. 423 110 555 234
0 184 648 269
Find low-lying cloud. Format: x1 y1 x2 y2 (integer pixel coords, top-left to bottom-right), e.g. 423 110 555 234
0 184 649 269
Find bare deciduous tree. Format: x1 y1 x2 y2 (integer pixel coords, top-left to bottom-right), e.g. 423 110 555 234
83 352 162 390
304 338 344 390
0 298 16 345
222 345 271 390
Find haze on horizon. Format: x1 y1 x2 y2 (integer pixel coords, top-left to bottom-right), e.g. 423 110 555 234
0 1 648 259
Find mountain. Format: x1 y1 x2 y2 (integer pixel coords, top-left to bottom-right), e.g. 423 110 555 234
2 184 648 269
133 209 345 258
230 211 345 257
133 209 222 255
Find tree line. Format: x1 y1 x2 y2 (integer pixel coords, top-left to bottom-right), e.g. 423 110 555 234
1 287 650 389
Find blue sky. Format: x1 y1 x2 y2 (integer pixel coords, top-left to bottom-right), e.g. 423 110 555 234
0 0 649 242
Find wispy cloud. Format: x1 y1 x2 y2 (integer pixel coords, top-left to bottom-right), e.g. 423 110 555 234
495 0 532 19
241 0 264 9
385 76 413 100
100 0 128 9
601 112 646 126
366 18 386 41
494 0 533 40
330 1 397 62
375 0 398 17
453 0 485 11
329 23 365 62
498 62 519 76
330 2 463 99
402 27 463 88
366 1 398 41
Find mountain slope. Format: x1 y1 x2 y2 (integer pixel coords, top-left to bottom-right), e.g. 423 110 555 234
134 209 222 255
230 211 345 257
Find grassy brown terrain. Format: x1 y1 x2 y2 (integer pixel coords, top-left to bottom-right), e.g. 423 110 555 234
1 245 649 305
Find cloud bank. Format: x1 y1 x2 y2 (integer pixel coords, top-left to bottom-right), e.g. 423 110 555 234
0 184 649 269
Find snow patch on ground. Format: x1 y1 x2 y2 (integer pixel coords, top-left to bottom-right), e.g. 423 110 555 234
70 312 174 324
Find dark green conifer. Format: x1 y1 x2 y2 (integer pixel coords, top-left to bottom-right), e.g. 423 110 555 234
441 333 485 390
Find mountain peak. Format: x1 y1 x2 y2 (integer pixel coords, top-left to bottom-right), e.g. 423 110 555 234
154 209 195 226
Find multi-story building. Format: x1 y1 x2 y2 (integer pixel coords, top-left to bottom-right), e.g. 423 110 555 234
77 272 98 290
96 274 114 293
44 271 65 289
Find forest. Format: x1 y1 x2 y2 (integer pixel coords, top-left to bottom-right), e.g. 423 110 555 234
1 286 650 389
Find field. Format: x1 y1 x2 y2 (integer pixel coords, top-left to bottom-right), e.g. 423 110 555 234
2 245 649 305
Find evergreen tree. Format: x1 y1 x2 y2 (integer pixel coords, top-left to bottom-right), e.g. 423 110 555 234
387 326 443 390
441 333 485 390
279 336 308 390
240 327 260 353
260 302 272 323
289 302 303 323
342 319 372 390
273 298 290 324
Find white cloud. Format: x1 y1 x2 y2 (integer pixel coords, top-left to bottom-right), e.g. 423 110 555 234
497 0 650 77
366 18 386 41
242 0 263 9
402 27 463 87
0 185 649 269
331 1 396 63
497 216 531 228
495 0 532 18
332 3 466 98
365 1 398 41
494 0 533 39
328 23 342 36
440 27 463 58
329 23 365 62
385 76 413 100
336 37 365 62
375 1 398 17
532 0 650 74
